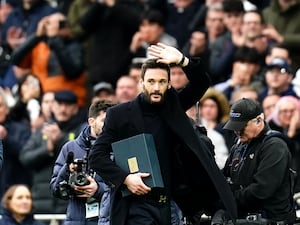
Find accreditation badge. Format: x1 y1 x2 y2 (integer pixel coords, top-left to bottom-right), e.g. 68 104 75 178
85 202 99 218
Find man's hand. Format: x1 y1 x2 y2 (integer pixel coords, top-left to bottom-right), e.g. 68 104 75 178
124 173 151 195
6 27 26 50
74 176 98 198
148 43 189 66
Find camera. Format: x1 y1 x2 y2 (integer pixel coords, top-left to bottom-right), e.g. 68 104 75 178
57 151 94 199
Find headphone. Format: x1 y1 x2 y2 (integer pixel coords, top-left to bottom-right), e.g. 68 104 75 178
256 119 260 124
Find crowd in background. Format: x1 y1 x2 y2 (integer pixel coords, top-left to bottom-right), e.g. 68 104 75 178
0 0 299 224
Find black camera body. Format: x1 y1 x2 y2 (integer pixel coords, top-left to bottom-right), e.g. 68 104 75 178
58 151 94 200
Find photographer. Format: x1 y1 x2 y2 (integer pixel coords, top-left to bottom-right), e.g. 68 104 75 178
50 100 115 225
213 98 296 225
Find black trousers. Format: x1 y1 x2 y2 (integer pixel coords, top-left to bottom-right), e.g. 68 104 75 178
126 195 172 225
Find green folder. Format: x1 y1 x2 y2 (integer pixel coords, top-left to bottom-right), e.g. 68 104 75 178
111 133 164 196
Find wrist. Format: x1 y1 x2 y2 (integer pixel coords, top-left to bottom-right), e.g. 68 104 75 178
177 54 189 67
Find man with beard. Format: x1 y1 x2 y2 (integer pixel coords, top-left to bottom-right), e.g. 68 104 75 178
89 43 237 225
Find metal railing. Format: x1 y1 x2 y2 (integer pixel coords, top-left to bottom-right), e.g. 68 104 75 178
34 214 66 225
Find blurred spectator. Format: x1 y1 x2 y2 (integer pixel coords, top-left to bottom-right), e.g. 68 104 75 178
130 9 177 58
128 57 146 84
115 76 139 103
240 10 268 57
186 0 224 33
79 0 140 87
265 43 292 67
0 89 32 200
231 85 258 103
214 46 260 102
19 90 86 214
8 73 42 131
209 0 244 83
262 93 280 120
0 0 57 89
91 82 116 104
170 63 189 91
66 0 92 68
0 139 2 172
0 0 18 80
30 91 55 133
258 58 298 102
165 0 202 49
292 69 300 97
198 88 230 169
204 2 226 46
0 184 45 225
11 12 87 107
268 96 300 193
262 0 300 73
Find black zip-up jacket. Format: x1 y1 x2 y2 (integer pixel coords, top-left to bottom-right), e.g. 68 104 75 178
223 123 296 223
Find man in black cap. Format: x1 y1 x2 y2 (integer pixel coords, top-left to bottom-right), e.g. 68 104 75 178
19 89 86 214
218 98 295 224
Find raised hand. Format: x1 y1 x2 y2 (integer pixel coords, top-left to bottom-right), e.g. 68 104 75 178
148 42 188 66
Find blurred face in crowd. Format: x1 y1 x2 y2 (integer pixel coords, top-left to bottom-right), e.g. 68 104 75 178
232 61 257 86
265 67 292 91
265 47 291 65
200 98 219 122
189 31 206 56
41 92 55 119
139 20 163 44
223 11 243 33
242 11 263 41
278 0 297 10
262 94 280 119
0 2 14 24
170 66 189 91
142 68 169 104
52 101 78 122
174 0 194 9
21 75 41 102
116 76 138 103
0 93 9 123
205 8 225 40
278 101 298 128
8 186 32 218
129 67 142 83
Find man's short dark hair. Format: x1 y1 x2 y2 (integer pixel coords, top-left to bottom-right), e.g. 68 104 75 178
88 100 115 118
141 58 171 80
222 0 244 13
139 9 166 27
233 46 260 64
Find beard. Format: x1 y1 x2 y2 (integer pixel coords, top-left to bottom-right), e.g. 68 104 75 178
143 88 166 105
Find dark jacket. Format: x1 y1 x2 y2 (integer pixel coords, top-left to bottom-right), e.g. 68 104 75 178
0 209 45 225
1 0 57 48
89 59 237 225
79 1 140 86
223 123 295 222
50 125 109 225
0 139 2 171
0 119 32 198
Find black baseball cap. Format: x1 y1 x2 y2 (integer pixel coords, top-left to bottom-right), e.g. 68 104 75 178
223 98 262 131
